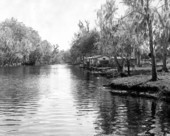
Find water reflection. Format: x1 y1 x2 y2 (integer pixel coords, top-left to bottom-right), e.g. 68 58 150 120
71 66 170 136
0 65 170 136
0 67 41 135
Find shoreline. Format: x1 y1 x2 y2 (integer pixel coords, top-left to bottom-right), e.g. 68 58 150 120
104 72 170 102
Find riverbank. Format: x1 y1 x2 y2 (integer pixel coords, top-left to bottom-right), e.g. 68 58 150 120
105 71 170 102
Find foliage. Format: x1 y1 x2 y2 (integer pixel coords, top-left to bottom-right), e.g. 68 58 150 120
96 0 158 80
70 21 99 64
0 18 59 66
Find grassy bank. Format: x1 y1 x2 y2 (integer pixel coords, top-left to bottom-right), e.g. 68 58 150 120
107 70 170 102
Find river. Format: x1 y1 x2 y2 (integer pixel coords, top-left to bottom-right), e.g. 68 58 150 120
0 64 170 136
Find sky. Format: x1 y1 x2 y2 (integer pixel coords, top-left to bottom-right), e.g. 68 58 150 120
0 0 125 50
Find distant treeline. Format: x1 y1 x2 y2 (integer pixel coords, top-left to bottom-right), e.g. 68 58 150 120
0 18 61 66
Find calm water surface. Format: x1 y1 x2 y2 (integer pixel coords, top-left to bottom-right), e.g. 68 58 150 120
0 64 170 136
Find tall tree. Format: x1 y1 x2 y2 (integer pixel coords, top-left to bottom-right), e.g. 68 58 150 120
97 0 127 73
123 0 158 81
70 21 99 64
155 0 170 72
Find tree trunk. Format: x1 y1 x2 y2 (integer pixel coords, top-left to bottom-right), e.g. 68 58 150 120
162 41 168 72
148 20 157 81
162 0 169 72
114 55 123 73
127 59 131 76
137 50 141 67
165 0 168 10
146 0 157 81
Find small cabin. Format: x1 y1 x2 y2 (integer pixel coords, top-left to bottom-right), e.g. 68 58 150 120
85 55 110 67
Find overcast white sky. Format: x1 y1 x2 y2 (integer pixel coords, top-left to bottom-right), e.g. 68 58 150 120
0 0 126 50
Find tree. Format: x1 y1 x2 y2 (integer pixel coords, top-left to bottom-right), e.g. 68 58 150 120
62 50 72 63
80 30 99 56
70 21 99 64
155 0 170 72
123 0 158 81
0 25 14 65
0 18 58 66
97 0 127 73
50 44 60 64
0 18 41 65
